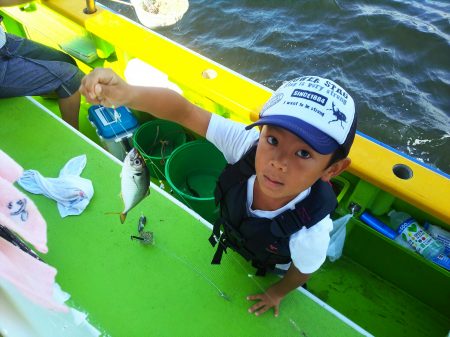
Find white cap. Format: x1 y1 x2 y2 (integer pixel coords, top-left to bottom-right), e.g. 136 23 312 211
246 76 357 155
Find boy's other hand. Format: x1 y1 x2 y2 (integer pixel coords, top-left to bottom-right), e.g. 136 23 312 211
247 288 283 317
79 68 130 108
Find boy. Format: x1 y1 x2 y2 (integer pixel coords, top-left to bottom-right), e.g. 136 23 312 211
0 0 84 129
79 69 356 317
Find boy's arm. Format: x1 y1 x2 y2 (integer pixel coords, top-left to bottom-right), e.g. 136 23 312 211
79 68 211 137
247 264 310 317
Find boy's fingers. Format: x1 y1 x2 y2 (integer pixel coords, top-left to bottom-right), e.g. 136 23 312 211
248 301 265 314
255 305 270 316
247 294 262 301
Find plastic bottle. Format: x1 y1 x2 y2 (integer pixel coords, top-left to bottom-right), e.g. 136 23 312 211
423 222 450 253
431 253 450 271
388 210 445 260
360 212 398 240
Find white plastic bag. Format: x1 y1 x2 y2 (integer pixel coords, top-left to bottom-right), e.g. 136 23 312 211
327 214 352 262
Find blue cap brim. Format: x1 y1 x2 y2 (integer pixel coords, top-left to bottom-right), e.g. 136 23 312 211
245 115 339 154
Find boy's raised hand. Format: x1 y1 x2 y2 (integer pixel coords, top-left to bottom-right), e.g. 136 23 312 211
79 68 130 108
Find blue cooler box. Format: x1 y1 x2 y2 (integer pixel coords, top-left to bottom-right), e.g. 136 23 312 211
88 105 138 160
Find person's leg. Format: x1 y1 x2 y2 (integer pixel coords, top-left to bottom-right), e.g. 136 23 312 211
0 55 83 128
58 90 80 129
9 34 78 66
1 34 84 129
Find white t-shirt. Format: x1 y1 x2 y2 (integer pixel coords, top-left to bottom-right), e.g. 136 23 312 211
206 114 333 274
0 26 6 49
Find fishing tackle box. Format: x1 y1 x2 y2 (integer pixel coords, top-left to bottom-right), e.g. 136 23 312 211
88 105 139 160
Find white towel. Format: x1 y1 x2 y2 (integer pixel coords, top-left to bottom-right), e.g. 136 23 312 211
18 155 94 217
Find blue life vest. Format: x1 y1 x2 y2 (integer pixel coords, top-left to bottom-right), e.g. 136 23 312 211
209 145 337 275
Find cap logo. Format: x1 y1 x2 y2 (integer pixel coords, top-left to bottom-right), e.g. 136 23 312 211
249 76 356 152
328 102 347 128
260 92 284 116
291 89 327 106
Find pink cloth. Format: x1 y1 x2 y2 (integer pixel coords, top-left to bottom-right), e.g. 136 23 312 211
0 151 64 312
0 237 68 312
0 149 23 183
0 176 48 253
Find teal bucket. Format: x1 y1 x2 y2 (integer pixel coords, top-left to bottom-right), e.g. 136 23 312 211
165 140 227 223
133 120 187 181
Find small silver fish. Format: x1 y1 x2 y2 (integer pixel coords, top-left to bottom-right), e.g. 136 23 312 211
120 148 150 223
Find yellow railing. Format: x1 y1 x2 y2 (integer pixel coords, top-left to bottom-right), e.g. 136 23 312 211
2 1 449 225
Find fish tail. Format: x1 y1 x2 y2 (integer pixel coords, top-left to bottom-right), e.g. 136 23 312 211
120 212 127 224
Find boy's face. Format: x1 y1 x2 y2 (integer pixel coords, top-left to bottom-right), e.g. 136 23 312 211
253 125 347 211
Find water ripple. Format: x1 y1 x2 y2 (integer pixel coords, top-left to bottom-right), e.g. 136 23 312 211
99 0 450 173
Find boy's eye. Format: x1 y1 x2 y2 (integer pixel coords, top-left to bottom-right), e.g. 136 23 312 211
296 150 311 159
267 136 278 145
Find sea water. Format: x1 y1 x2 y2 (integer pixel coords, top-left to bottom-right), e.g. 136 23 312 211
99 0 450 175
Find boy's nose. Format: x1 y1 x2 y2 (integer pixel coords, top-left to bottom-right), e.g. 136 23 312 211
269 157 288 172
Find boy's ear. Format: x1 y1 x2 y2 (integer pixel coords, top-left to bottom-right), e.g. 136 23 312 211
321 158 351 182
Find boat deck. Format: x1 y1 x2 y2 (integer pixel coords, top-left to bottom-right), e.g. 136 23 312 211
0 96 368 336
1 97 449 336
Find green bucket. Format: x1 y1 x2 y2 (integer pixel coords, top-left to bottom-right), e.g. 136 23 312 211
133 120 187 180
165 140 227 223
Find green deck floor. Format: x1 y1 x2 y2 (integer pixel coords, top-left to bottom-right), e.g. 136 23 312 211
0 97 366 336
309 257 449 337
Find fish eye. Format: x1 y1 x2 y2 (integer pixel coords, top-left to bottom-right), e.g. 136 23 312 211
17 200 23 205
134 159 142 166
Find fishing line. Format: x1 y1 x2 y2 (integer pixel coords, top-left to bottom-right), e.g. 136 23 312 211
11 12 310 336
155 237 302 333
146 154 196 211
217 244 304 334
146 124 165 181
136 132 306 331
107 105 134 155
153 240 230 301
136 125 198 210
117 124 302 332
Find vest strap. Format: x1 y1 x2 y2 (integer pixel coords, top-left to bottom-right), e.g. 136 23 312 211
212 145 338 275
209 218 223 247
208 234 217 247
252 261 269 276
211 235 227 265
270 210 305 238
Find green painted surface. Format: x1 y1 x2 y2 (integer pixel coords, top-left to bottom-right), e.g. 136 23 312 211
0 97 364 336
309 257 449 337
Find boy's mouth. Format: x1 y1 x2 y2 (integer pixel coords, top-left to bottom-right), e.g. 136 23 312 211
263 175 283 186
